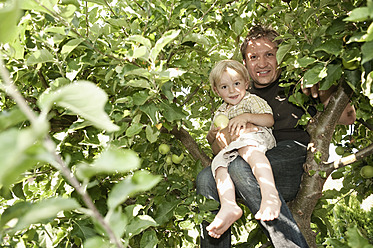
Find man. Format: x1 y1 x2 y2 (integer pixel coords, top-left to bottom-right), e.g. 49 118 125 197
196 25 356 247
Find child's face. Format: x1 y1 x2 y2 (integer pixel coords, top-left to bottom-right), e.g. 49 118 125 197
214 67 248 106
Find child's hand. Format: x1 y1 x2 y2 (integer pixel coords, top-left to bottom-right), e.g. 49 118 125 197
228 115 248 136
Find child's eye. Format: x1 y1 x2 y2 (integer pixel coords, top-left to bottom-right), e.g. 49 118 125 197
234 81 240 86
221 85 227 89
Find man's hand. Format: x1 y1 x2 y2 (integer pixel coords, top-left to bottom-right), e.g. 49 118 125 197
301 82 356 125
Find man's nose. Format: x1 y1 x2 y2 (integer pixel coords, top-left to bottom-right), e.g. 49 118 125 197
258 57 267 67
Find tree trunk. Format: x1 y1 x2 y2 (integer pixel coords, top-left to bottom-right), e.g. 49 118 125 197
290 83 352 247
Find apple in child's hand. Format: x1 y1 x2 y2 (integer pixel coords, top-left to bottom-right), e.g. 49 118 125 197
172 153 184 164
214 114 229 129
158 144 170 155
360 165 373 179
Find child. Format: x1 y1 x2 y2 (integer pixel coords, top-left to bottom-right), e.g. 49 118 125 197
206 60 281 239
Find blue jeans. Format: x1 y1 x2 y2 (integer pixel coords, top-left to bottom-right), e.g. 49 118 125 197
196 140 309 248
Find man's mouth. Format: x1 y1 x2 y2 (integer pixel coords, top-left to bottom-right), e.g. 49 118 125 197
257 70 270 76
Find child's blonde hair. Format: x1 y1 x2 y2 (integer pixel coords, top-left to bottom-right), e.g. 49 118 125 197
209 60 250 94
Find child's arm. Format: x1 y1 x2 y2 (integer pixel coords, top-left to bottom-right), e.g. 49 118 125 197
229 113 274 136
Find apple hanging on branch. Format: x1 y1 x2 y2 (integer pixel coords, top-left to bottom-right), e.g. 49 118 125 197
159 144 170 155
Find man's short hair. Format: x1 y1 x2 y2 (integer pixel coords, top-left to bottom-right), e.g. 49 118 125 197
240 25 282 61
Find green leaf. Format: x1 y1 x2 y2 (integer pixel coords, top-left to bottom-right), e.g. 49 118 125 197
314 39 343 56
4 198 79 233
139 102 159 124
161 81 174 102
303 64 327 87
26 49 55 65
145 124 160 143
154 201 178 225
61 38 85 59
320 64 342 90
150 30 181 62
127 35 152 49
0 107 27 131
127 79 151 89
343 7 371 22
125 123 144 137
361 40 373 64
140 229 158 248
0 0 21 44
38 81 119 132
0 127 49 188
105 208 128 239
133 91 150 105
297 57 317 68
277 43 293 65
182 33 210 47
347 226 373 248
159 101 187 122
19 0 58 13
83 237 112 248
107 170 161 210
126 215 158 238
76 147 140 180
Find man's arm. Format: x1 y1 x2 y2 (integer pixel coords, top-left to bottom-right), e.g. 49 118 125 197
302 84 356 125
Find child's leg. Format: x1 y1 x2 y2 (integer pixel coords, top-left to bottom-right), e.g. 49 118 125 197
238 146 281 221
206 166 243 239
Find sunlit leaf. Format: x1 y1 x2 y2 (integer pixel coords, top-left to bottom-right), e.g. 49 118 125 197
150 30 180 63
38 81 119 132
107 170 161 210
2 198 79 234
26 49 54 65
76 147 140 180
0 0 21 43
126 215 158 238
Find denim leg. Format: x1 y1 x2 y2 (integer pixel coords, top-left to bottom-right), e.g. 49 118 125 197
266 140 307 202
196 166 231 248
228 141 309 248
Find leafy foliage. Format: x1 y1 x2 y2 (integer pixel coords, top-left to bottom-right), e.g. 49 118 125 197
0 0 372 247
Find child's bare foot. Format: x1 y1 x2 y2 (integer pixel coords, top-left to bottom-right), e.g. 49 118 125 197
206 203 242 239
255 193 281 221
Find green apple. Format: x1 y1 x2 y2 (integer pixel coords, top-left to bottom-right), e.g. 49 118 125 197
342 58 359 70
360 165 373 179
159 144 170 155
165 155 173 165
172 153 184 164
214 114 229 129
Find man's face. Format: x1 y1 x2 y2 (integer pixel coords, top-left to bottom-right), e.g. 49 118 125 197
243 37 281 88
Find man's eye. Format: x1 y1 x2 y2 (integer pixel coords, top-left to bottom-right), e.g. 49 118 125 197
250 55 256 60
267 53 274 57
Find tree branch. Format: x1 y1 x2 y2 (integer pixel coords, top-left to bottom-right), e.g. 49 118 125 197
165 126 212 167
325 143 373 170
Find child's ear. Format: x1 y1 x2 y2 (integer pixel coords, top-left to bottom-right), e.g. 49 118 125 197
213 86 219 95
